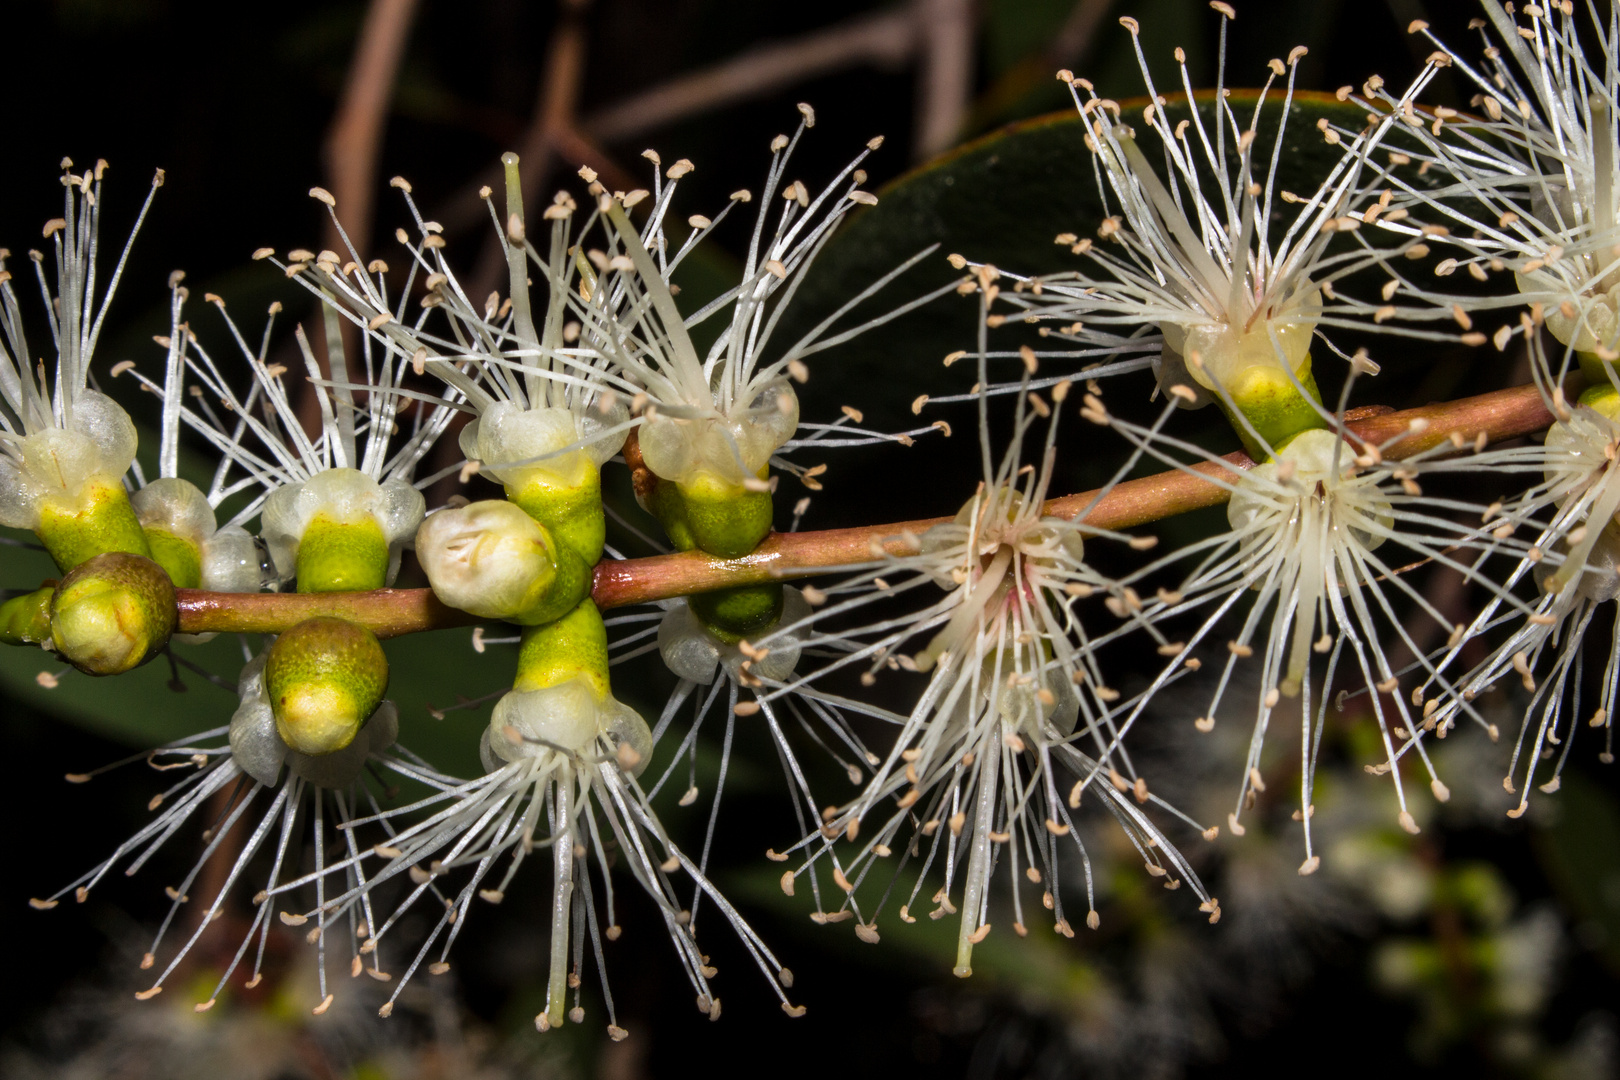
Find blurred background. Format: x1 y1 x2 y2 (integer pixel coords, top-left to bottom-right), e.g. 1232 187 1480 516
1 1 1618 1077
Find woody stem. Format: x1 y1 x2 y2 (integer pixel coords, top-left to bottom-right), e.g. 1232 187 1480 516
172 381 1561 638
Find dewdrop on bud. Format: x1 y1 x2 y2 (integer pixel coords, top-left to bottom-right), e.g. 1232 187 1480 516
50 553 177 675
416 500 580 624
259 468 424 591
264 617 389 756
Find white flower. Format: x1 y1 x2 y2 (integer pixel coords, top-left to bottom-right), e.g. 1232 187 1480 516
1371 2 1620 374
1024 15 1445 444
757 331 1219 970
1103 392 1542 863
0 161 163 563
31 655 414 1012
287 672 803 1035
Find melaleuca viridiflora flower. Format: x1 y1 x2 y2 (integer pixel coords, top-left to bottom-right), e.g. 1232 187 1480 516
759 312 1218 975
275 149 812 1035
589 104 943 652
1028 9 1458 461
33 630 414 1013
1365 3 1620 390
282 598 805 1036
1411 336 1620 816
0 160 163 574
1101 385 1543 869
0 161 185 674
30 251 456 1010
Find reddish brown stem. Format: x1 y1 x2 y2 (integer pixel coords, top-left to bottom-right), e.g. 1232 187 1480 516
173 382 1557 637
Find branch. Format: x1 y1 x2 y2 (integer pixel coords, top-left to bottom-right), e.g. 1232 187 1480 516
173 382 1559 637
580 9 916 144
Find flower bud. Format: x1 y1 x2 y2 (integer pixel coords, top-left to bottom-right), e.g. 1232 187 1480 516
50 553 177 675
264 616 389 755
0 585 55 646
513 600 610 697
651 472 775 559
231 654 399 786
416 500 587 624
689 583 785 643
485 599 652 773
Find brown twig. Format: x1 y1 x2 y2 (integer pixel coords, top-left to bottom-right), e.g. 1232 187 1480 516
172 382 1558 637
912 0 977 160
301 0 422 433
580 9 916 144
324 0 422 261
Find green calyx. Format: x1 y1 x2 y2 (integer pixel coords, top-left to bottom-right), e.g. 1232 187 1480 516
35 477 152 574
0 585 56 646
143 528 203 589
50 553 177 675
1579 381 1620 416
515 534 592 626
265 616 389 756
1577 349 1619 388
690 583 785 644
506 461 607 567
296 515 390 593
1217 354 1327 461
651 471 775 559
514 599 611 699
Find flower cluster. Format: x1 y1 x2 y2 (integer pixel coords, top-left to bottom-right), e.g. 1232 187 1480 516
6 0 1620 1047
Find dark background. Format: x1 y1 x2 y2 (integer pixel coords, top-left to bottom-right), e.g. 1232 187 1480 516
3 2 1617 1078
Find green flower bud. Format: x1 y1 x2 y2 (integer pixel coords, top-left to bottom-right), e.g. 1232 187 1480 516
264 616 389 756
1579 380 1620 415
488 600 651 778
259 468 423 591
0 585 56 646
505 460 607 567
459 403 622 566
35 476 153 573
142 528 203 589
649 469 774 558
49 553 177 675
689 583 785 644
416 500 589 625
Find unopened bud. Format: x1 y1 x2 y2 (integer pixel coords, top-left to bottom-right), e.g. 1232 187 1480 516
265 617 388 755
50 553 176 674
416 500 586 624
